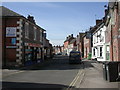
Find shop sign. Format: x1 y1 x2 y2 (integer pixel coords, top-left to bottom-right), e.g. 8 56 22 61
28 43 41 47
25 49 32 52
6 46 17 48
6 27 16 37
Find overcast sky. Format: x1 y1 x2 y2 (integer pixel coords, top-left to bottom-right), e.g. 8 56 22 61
3 2 108 46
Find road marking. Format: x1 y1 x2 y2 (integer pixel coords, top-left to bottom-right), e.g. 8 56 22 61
2 70 25 78
67 69 84 90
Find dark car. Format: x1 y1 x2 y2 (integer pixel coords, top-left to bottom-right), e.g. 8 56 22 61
69 51 81 64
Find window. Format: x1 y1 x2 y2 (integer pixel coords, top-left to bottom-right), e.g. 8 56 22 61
100 47 102 57
100 30 103 42
25 22 29 38
106 45 110 60
93 48 95 56
40 30 42 42
34 27 37 40
97 33 98 43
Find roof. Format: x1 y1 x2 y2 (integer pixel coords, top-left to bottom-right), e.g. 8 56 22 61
69 38 76 44
109 2 116 9
0 6 23 17
64 36 75 43
91 21 104 34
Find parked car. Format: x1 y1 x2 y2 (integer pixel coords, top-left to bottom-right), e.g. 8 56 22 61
69 51 81 64
57 53 62 55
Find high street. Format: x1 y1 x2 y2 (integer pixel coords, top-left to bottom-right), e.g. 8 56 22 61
2 55 119 90
2 55 84 89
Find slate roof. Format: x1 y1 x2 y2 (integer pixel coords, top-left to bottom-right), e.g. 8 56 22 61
69 38 76 44
0 6 23 17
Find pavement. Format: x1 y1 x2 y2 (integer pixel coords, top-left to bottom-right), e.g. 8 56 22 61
1 57 120 89
1 58 53 78
78 60 120 89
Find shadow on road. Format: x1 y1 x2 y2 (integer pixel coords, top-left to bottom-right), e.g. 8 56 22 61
2 81 119 90
2 81 71 90
2 56 95 71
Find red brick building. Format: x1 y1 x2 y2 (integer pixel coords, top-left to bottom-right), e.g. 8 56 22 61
105 2 120 61
83 34 91 58
0 16 2 68
63 34 75 55
1 6 46 68
76 33 85 58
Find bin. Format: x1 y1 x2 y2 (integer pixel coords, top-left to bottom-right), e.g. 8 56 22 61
103 63 107 80
106 62 119 82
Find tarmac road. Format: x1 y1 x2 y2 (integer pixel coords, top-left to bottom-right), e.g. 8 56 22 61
2 55 84 89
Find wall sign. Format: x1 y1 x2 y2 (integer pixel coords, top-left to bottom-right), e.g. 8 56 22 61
6 27 16 37
11 38 16 45
6 46 18 48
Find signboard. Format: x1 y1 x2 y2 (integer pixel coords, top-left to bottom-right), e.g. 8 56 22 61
6 27 16 37
28 43 41 47
6 46 18 48
11 38 16 45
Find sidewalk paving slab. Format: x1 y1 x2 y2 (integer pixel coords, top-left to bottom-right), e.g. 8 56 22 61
79 60 119 89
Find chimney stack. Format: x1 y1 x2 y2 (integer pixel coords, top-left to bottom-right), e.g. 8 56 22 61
105 9 108 16
71 34 73 37
96 19 102 25
27 15 36 24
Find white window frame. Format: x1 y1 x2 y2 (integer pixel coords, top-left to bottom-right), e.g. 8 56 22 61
25 22 29 38
100 47 103 57
34 27 37 40
40 30 42 42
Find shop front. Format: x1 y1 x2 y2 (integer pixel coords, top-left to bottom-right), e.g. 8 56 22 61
24 43 43 66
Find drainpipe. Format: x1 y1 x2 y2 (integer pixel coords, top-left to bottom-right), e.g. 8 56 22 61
111 24 113 61
4 17 7 67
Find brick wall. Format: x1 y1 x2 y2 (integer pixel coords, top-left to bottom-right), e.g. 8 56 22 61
0 17 2 68
83 36 90 58
111 4 119 61
2 17 20 67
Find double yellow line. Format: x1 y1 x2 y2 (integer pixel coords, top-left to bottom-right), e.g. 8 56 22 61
67 69 84 90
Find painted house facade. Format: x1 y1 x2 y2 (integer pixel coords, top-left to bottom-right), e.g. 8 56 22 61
92 22 107 61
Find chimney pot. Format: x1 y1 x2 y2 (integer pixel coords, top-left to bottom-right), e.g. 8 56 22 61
96 19 102 25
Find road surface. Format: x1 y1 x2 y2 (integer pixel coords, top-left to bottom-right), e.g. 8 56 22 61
2 55 84 89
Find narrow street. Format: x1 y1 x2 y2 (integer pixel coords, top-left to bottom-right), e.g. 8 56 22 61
1 2 120 90
2 55 84 89
2 55 120 89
